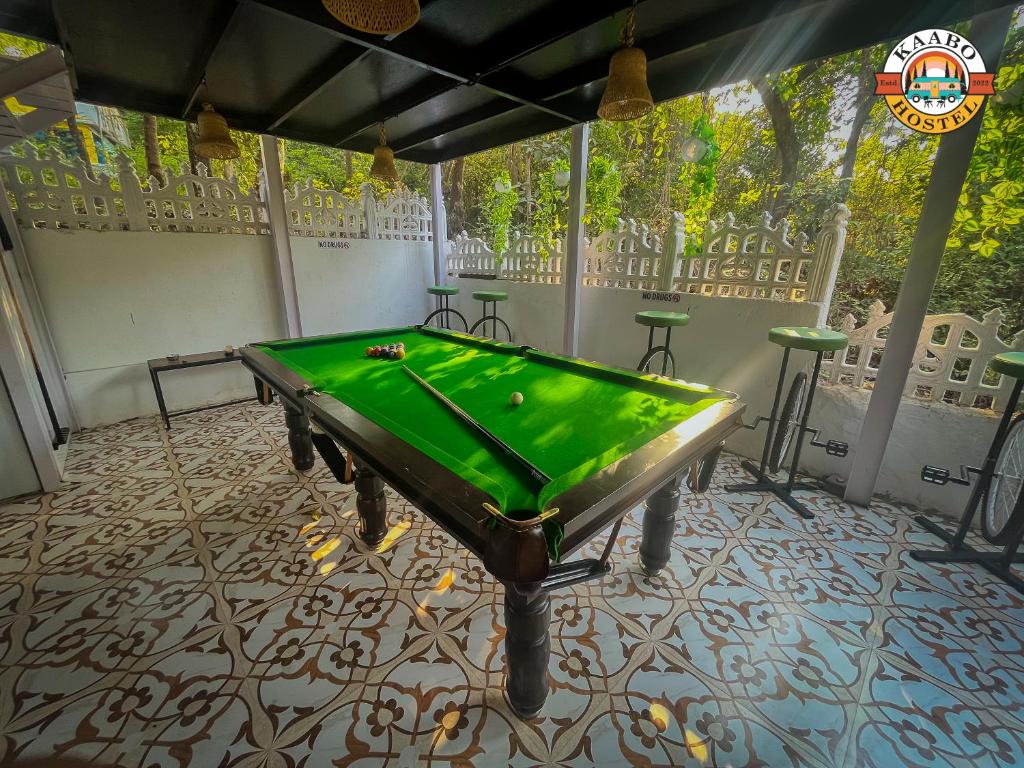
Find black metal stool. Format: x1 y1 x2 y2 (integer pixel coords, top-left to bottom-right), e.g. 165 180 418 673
469 290 511 341
725 326 849 519
635 310 689 377
911 351 1024 593
423 285 468 331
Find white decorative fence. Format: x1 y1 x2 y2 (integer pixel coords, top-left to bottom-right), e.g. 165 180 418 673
447 205 850 302
822 300 1024 411
0 149 431 240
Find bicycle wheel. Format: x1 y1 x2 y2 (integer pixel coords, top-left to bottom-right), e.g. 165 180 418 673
982 414 1024 545
768 372 808 474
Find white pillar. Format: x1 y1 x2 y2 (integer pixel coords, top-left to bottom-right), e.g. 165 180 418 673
562 123 590 357
844 6 1012 506
259 135 302 339
429 163 447 286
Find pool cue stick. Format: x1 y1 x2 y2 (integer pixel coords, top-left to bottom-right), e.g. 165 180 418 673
402 365 551 485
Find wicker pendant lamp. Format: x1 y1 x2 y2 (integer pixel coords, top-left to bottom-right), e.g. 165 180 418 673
321 0 420 35
597 2 653 121
195 103 240 160
369 123 398 181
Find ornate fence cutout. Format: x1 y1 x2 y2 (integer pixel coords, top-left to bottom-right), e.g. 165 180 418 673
0 149 432 241
284 179 360 239
447 205 849 304
821 300 1024 411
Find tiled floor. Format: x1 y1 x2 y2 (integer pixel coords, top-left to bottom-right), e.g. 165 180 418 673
0 403 1022 768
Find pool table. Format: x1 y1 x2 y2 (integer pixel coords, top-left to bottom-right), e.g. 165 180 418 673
242 325 744 718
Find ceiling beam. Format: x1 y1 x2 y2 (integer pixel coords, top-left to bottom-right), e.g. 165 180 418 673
266 45 370 131
243 0 587 123
486 0 829 103
390 97 519 154
181 1 245 118
333 75 456 146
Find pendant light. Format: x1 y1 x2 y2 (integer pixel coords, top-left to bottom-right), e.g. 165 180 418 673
597 2 653 121
321 0 420 35
370 123 398 182
195 103 240 160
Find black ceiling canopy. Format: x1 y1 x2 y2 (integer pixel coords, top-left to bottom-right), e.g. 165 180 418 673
0 0 1012 163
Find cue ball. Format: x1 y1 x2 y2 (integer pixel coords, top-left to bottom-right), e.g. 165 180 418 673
509 392 524 406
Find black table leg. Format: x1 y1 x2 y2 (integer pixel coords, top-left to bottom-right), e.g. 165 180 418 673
353 458 388 547
504 580 550 719
283 404 314 471
150 368 171 430
639 475 682 575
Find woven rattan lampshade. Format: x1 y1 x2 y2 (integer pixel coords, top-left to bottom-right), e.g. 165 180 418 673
598 4 653 122
597 46 653 121
195 103 240 160
369 124 398 181
321 0 420 35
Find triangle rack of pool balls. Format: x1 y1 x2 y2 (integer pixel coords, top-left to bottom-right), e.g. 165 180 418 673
366 342 406 360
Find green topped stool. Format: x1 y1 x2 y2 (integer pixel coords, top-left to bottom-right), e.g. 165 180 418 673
635 310 689 377
725 325 849 519
423 285 468 332
470 290 512 342
911 351 1024 594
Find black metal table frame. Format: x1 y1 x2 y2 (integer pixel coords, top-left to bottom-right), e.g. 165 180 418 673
241 330 745 719
148 350 260 430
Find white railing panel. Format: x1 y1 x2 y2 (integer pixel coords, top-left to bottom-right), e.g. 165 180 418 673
822 300 1024 412
143 163 269 235
285 178 361 239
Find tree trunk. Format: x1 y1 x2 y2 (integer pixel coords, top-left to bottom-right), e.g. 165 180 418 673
66 114 96 181
345 150 353 179
443 156 465 235
185 122 201 174
753 76 799 218
143 114 164 185
838 49 877 201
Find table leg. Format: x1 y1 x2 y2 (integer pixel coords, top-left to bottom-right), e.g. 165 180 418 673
150 369 171 430
504 580 550 719
353 458 388 547
283 404 314 471
639 475 682 576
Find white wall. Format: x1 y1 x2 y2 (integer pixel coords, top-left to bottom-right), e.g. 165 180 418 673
23 231 437 428
291 237 434 336
25 229 286 427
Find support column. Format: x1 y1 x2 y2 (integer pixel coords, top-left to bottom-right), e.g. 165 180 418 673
259 135 302 339
844 7 1012 506
562 122 590 357
429 163 447 287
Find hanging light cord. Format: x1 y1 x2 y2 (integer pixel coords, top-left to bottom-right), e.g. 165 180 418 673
378 123 388 147
621 1 638 47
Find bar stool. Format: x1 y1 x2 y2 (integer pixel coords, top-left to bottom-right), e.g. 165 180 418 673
469 290 511 341
635 310 689 377
423 285 467 331
911 351 1024 593
725 326 849 519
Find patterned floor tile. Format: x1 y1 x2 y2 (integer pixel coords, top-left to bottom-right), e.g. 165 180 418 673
0 402 1022 767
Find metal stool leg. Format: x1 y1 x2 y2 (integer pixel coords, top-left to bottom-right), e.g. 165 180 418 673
661 326 672 376
725 346 818 519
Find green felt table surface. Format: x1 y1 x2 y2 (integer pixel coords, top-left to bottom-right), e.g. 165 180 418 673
256 327 728 519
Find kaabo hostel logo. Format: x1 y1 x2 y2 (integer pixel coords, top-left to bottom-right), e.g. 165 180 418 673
874 29 996 134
